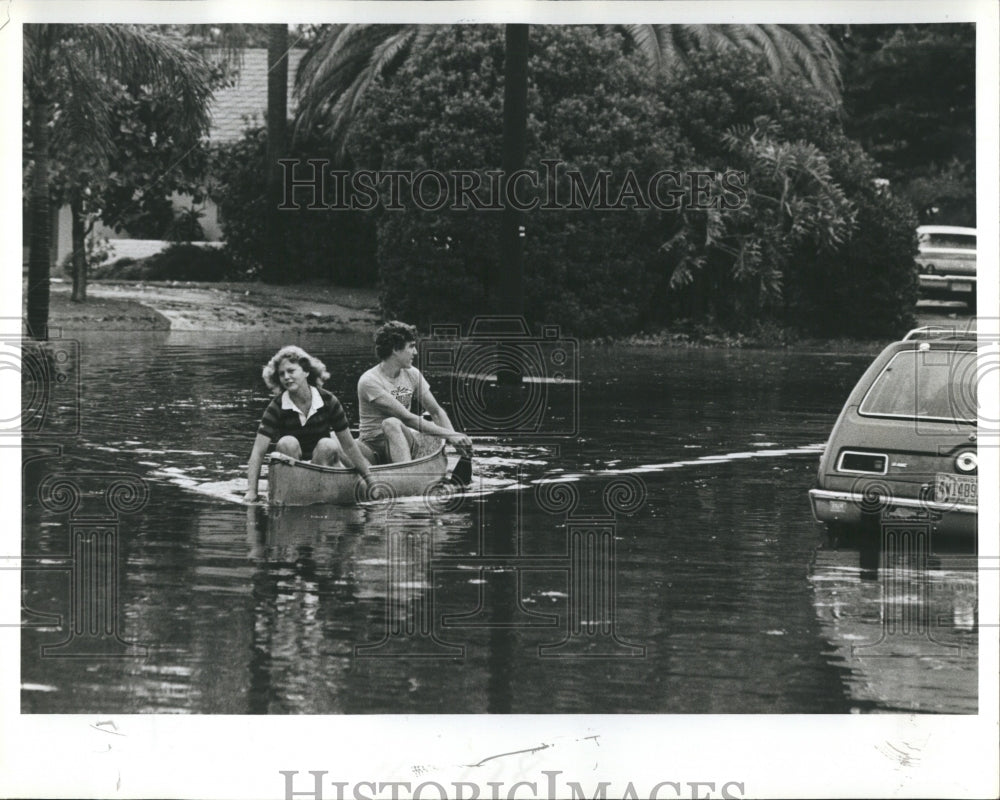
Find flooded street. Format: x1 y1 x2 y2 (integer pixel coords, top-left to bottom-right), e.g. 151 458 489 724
20 332 978 714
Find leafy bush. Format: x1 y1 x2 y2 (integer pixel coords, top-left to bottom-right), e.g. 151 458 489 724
165 206 207 243
785 185 918 337
345 30 920 337
838 24 975 225
655 48 919 336
211 126 376 285
59 234 115 277
350 26 681 335
88 244 234 281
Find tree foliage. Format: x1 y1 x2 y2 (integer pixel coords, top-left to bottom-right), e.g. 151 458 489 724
343 29 916 337
348 27 679 334
657 47 917 335
211 126 375 285
833 23 975 224
24 24 214 334
295 23 841 162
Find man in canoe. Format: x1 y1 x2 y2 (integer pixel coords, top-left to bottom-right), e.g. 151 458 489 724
356 321 473 464
244 345 373 503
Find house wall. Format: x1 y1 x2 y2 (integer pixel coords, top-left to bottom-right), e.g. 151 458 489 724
52 47 302 266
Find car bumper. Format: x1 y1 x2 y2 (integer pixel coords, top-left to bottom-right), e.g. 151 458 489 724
918 274 976 294
809 488 977 536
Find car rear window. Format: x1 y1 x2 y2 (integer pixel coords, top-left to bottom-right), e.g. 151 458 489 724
859 349 977 423
921 233 976 250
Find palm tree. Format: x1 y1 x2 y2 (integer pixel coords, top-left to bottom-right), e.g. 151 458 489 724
616 24 840 100
23 24 213 340
295 23 841 161
265 24 290 284
294 23 841 318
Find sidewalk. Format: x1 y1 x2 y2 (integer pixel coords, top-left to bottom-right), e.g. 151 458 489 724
42 279 380 332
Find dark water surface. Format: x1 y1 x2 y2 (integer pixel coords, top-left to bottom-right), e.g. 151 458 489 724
21 332 978 713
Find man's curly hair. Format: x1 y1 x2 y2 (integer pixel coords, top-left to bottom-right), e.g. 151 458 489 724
374 321 418 361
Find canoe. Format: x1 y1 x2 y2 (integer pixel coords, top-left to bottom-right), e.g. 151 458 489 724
266 439 448 506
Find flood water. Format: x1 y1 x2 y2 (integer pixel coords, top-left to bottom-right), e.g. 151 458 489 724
20 331 978 714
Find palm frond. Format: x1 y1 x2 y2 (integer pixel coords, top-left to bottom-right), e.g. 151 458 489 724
291 22 843 160
66 24 214 130
294 24 442 158
621 25 662 70
621 24 841 104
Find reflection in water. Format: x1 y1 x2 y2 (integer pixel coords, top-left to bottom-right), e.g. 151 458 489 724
242 501 473 712
811 531 978 714
19 333 978 713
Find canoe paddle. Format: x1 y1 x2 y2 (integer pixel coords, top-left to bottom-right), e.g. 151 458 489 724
451 446 473 486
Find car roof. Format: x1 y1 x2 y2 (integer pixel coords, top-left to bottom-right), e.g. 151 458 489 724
901 326 978 343
916 225 977 236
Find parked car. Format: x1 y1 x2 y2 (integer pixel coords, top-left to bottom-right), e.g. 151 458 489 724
810 327 978 539
915 225 976 307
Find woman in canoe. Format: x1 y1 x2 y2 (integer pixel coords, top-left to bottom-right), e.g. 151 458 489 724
244 346 373 503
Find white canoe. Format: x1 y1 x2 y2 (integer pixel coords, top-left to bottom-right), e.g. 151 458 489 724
266 439 448 506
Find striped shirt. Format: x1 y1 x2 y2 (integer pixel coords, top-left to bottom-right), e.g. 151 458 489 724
257 386 350 460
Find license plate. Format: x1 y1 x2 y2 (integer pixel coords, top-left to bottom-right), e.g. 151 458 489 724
935 473 977 505
952 281 972 293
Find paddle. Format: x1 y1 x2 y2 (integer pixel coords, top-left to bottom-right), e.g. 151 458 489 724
451 445 473 487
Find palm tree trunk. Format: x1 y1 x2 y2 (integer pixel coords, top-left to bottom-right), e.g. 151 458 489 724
70 192 88 302
498 24 528 318
26 98 52 340
494 24 530 388
265 24 288 284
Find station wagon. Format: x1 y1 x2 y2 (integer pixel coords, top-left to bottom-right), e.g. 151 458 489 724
809 327 978 539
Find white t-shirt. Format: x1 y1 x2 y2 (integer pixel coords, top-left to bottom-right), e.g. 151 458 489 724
357 365 427 440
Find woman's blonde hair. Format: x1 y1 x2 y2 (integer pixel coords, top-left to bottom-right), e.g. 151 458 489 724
261 346 330 394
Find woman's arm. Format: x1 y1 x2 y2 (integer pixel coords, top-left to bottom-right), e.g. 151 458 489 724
244 432 272 502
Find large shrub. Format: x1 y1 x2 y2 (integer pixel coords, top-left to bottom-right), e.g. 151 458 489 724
85 243 235 281
656 48 918 337
348 26 682 335
785 185 918 337
347 31 918 338
211 126 376 285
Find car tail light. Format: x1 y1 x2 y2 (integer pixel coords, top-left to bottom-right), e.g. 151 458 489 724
955 451 977 473
836 450 888 474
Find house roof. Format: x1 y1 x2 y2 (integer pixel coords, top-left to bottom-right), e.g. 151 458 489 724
208 48 306 143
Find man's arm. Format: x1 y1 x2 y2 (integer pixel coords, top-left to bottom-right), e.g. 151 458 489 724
416 378 456 431
370 393 472 455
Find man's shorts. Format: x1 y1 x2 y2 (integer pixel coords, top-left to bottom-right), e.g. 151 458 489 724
358 428 439 464
357 433 391 465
